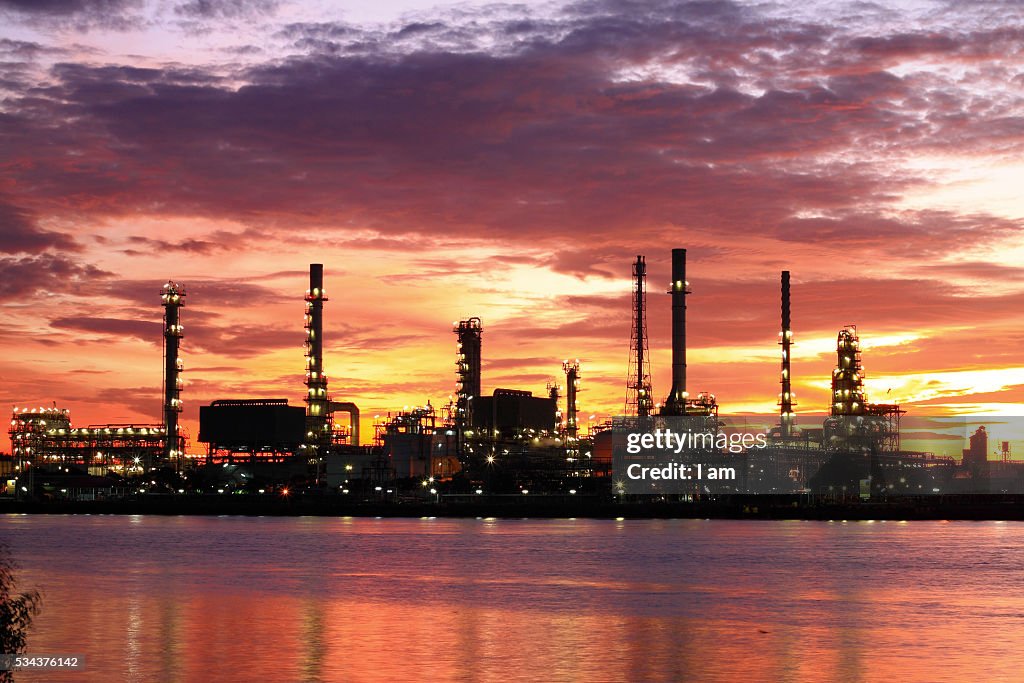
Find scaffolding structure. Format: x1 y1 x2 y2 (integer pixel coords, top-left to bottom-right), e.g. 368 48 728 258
626 255 654 416
9 407 166 474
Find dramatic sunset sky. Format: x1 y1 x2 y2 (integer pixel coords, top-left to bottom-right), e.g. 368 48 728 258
2 0 1023 453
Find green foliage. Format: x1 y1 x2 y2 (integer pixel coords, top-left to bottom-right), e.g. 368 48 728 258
0 544 42 683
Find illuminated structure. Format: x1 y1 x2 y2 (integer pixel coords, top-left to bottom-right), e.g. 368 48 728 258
779 271 795 438
9 282 186 475
563 360 580 441
656 249 718 419
9 406 166 473
378 403 459 480
454 317 482 460
563 359 582 469
547 380 562 433
662 248 690 415
329 401 360 446
829 325 904 452
305 264 331 456
831 326 868 415
162 281 186 467
626 255 654 416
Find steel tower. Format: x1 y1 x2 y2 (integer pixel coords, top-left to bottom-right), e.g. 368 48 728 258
626 256 654 416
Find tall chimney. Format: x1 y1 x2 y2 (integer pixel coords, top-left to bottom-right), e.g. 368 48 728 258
663 248 690 415
161 281 186 469
305 264 330 449
780 271 794 438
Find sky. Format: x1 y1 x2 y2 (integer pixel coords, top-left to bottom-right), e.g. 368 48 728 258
2 0 1024 454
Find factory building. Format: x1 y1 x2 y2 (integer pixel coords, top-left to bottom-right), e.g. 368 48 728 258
376 404 459 481
473 389 558 437
197 264 362 467
198 399 305 463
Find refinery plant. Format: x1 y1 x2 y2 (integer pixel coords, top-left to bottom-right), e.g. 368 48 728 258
5 250 1024 505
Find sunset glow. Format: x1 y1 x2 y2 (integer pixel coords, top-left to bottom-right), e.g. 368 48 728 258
2 0 1024 454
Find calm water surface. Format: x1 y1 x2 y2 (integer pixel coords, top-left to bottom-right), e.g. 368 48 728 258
1 515 1022 682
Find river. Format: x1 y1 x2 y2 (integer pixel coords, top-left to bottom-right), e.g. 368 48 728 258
2 515 1021 682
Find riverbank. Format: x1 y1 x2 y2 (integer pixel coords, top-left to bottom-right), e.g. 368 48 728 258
4 494 1024 520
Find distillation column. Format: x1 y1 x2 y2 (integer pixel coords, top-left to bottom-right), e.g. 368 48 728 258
454 318 482 429
454 318 482 461
831 326 865 416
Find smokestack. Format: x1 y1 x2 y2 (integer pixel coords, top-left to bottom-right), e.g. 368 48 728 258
305 264 330 448
161 281 186 468
309 263 324 378
780 271 794 438
663 248 689 415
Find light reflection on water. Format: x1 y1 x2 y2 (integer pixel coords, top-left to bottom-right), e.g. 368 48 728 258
2 515 1023 682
